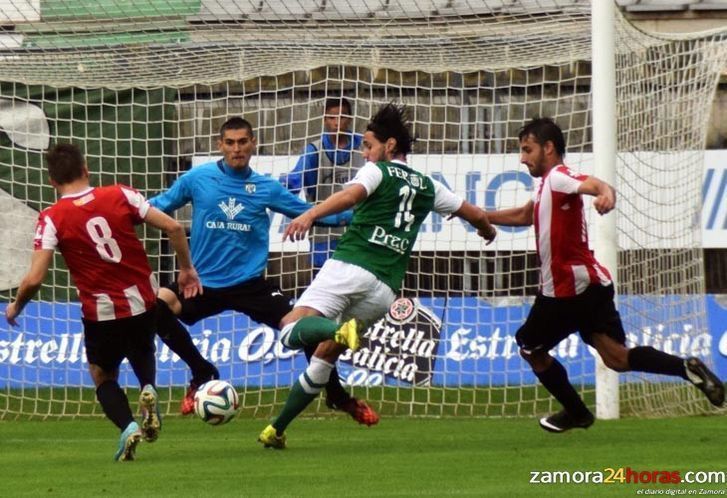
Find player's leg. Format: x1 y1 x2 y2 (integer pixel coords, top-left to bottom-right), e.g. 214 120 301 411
276 261 364 350
89 363 135 431
258 320 360 449
591 331 725 401
84 319 141 461
302 241 356 407
261 329 361 449
258 306 342 449
590 332 687 375
324 285 406 426
522 349 595 432
281 315 359 350
265 323 369 445
260 267 388 447
125 309 162 443
241 274 359 420
249 281 342 449
157 285 220 383
584 284 724 406
156 285 219 414
516 296 594 432
306 346 352 408
279 249 356 407
285 323 374 424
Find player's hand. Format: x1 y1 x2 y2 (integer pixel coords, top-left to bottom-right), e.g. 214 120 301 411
477 225 497 245
177 267 203 299
5 302 20 326
593 186 616 215
284 213 314 242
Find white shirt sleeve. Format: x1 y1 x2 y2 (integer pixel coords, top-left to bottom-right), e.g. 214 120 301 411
121 186 151 218
432 179 464 215
36 215 58 251
346 161 383 196
549 168 584 194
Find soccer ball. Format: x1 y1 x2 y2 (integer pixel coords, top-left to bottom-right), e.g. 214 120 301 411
193 380 240 425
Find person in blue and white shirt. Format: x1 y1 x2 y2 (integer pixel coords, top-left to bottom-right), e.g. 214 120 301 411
150 117 378 425
280 97 364 273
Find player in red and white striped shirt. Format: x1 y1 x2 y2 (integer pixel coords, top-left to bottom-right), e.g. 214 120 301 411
486 117 724 432
33 183 159 321
5 143 202 460
530 162 613 298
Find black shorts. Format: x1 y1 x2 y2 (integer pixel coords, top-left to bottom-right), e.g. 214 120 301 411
166 277 292 328
83 308 157 372
515 284 626 354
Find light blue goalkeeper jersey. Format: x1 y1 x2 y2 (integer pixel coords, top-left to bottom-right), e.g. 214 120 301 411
150 160 350 288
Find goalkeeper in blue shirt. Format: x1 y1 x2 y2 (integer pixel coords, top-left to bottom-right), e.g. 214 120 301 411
149 117 378 425
280 97 364 273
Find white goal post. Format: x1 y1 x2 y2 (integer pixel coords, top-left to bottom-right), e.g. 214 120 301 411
592 0 620 421
0 0 726 420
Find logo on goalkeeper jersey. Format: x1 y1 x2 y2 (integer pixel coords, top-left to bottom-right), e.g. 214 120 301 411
218 197 245 220
339 297 441 385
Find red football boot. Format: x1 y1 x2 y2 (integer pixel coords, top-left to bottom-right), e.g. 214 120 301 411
180 382 198 415
337 397 380 426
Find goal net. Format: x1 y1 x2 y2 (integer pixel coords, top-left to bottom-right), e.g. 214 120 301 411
1 0 725 420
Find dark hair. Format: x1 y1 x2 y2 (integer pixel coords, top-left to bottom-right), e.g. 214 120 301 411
366 103 414 156
219 117 254 138
46 143 85 185
324 97 352 116
518 117 566 157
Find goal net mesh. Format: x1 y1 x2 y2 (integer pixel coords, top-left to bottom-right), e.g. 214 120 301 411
0 0 725 419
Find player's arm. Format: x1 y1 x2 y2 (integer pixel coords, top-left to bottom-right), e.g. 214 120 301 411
486 200 534 227
432 179 496 244
148 172 192 214
284 184 367 242
453 201 497 244
272 181 353 230
5 249 53 326
578 176 616 215
144 207 202 298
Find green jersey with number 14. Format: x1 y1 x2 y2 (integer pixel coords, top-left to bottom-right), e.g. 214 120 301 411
332 161 435 293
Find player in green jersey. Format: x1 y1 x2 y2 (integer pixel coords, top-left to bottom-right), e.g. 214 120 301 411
258 103 497 448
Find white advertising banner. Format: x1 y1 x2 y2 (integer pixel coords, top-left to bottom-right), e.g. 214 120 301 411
193 150 727 251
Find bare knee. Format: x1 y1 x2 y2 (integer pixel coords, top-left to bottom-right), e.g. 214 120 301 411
314 340 346 363
520 348 552 373
279 306 321 330
158 287 182 315
279 311 297 330
600 351 629 372
591 334 629 372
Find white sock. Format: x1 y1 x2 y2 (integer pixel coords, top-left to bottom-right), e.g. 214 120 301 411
298 356 334 394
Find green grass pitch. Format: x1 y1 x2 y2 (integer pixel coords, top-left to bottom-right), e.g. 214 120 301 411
0 414 724 497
